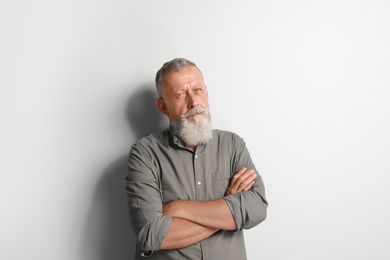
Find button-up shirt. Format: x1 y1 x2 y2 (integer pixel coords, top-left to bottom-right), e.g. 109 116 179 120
126 128 268 259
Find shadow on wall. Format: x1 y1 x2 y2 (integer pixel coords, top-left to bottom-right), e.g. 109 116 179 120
82 85 167 260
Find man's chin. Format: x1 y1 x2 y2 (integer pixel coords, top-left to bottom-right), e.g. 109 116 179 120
171 112 213 143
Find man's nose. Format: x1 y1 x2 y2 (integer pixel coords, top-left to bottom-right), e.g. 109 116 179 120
187 93 200 108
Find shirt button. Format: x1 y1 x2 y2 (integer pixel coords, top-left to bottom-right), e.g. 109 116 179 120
195 155 198 159
197 181 202 185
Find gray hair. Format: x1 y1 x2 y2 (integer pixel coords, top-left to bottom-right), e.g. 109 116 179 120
155 58 198 98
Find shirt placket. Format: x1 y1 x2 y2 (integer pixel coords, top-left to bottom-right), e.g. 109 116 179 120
194 147 212 260
193 152 205 201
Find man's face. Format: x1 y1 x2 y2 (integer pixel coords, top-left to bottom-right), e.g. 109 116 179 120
157 65 209 124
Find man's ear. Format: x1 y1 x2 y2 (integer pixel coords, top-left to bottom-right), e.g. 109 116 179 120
156 98 169 117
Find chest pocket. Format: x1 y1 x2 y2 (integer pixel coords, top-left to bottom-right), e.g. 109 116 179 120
212 171 230 198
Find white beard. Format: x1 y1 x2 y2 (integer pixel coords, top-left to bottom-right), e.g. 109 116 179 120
171 110 213 146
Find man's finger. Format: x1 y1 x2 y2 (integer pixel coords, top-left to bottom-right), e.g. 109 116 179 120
236 172 257 191
242 181 255 192
230 167 247 186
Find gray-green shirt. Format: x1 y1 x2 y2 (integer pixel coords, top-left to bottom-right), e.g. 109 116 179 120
126 128 268 260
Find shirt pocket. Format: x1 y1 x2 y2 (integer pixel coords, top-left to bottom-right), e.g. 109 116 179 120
212 171 230 198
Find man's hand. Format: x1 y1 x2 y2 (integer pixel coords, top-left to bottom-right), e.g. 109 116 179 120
225 167 257 196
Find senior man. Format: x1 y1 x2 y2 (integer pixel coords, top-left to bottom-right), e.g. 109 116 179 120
126 58 268 259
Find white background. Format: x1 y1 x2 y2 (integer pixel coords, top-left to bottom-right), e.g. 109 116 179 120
1 1 390 259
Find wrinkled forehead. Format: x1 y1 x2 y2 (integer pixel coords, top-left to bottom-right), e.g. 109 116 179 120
163 65 205 88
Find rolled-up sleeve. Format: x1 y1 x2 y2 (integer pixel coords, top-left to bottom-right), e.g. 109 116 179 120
224 136 268 230
126 143 172 252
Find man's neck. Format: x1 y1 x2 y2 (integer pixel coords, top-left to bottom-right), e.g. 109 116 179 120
188 144 197 151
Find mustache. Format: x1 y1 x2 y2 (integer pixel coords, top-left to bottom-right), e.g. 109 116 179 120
181 107 208 119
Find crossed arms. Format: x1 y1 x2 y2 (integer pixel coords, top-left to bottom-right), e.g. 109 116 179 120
161 167 257 249
127 137 268 253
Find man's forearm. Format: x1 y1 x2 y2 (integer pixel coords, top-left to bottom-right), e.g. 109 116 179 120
163 198 237 230
160 217 219 250
162 167 255 237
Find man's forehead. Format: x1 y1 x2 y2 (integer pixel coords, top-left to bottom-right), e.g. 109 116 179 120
164 66 204 85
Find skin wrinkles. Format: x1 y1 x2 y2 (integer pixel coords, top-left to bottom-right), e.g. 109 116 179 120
157 65 209 125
